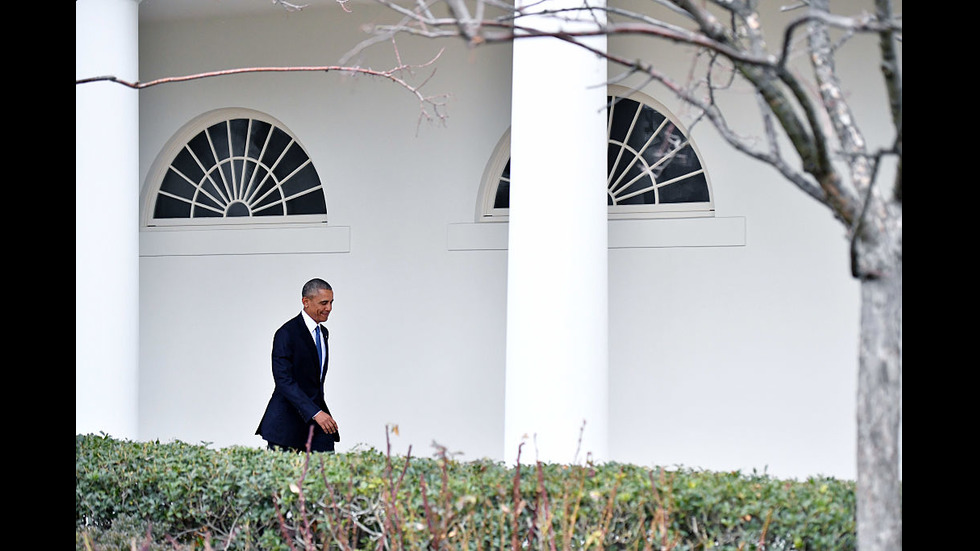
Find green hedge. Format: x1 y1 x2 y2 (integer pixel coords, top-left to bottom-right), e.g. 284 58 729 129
76 433 856 550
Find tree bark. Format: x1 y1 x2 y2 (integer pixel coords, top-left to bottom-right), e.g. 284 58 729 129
855 216 902 551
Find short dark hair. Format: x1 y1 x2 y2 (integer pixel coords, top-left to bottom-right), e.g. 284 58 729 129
302 278 332 298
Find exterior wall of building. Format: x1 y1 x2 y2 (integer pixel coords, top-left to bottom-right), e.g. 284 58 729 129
77 0 141 441
138 5 515 463
134 2 863 479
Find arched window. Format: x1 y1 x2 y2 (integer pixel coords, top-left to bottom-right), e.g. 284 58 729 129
142 108 327 227
477 86 714 221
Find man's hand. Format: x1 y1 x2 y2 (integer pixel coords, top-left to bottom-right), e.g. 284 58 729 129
313 411 338 434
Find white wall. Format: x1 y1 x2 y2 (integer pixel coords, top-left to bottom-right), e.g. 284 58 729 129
138 5 513 462
601 2 872 479
135 2 871 479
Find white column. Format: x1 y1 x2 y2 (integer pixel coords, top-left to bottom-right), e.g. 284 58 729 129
504 1 608 464
76 0 140 439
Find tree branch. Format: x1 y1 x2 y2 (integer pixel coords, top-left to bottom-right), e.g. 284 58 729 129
348 0 902 224
75 51 451 131
875 0 902 203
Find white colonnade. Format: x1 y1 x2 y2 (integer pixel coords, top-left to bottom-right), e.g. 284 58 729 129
504 0 609 464
75 0 141 439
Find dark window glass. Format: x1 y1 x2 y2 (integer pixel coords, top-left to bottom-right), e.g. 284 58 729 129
170 148 205 184
227 202 250 217
207 123 230 162
228 119 249 158
287 192 327 215
195 189 223 212
150 115 326 223
607 98 638 143
660 173 710 203
192 204 222 217
199 177 225 206
262 128 292 168
246 165 272 200
187 133 217 172
154 194 191 218
493 161 511 209
282 164 322 199
254 198 285 216
247 121 272 159
495 95 710 214
159 168 196 201
274 142 308 181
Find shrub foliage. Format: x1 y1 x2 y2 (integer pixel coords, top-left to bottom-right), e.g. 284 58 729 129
76 432 856 550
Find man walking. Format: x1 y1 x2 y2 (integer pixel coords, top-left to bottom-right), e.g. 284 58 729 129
256 278 340 452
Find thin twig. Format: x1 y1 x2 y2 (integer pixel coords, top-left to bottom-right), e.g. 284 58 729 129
76 52 451 132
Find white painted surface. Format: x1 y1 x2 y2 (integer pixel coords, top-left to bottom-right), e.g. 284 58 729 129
76 0 141 439
76 1 874 480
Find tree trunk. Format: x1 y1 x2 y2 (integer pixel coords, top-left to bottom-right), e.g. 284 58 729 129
855 217 902 551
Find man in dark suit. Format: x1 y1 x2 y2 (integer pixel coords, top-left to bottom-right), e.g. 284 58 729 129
256 278 340 452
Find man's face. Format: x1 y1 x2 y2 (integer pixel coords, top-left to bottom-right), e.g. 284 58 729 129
302 288 334 323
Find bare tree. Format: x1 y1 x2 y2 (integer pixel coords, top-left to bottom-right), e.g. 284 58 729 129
344 0 901 549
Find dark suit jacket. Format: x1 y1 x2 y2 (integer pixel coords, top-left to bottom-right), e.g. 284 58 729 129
256 313 340 451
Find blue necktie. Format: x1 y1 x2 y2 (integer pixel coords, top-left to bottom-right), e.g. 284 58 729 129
314 325 324 373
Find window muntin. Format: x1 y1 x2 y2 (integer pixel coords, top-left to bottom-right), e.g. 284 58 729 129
143 109 327 227
478 86 713 221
